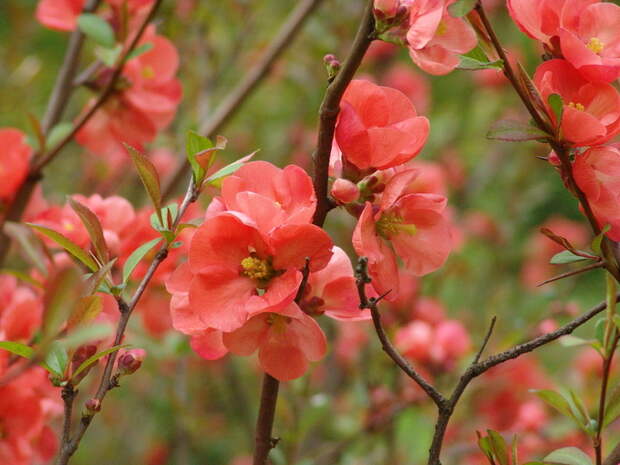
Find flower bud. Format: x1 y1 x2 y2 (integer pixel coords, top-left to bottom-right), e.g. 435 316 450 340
85 398 101 413
331 178 360 204
117 349 146 375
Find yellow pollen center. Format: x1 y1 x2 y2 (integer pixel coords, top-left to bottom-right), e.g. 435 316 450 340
375 211 417 239
240 256 274 282
435 20 447 36
62 220 75 231
587 37 604 54
266 313 289 333
568 101 585 112
141 65 155 79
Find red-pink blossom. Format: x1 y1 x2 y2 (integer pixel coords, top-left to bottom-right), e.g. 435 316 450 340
335 80 429 171
534 59 620 146
0 128 31 203
406 0 477 75
352 169 452 298
178 213 332 332
223 302 327 381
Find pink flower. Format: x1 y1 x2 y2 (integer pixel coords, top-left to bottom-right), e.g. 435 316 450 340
0 276 42 342
0 129 31 203
382 64 431 114
207 161 316 233
222 302 327 381
298 247 369 321
573 145 620 239
76 26 182 158
533 59 620 146
406 0 477 75
335 80 429 171
352 169 452 298
559 3 620 82
178 213 333 332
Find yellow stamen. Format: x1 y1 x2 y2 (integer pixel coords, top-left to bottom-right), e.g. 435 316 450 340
141 65 155 79
240 256 275 281
587 37 604 54
435 20 447 36
568 101 585 112
376 211 417 239
266 313 289 333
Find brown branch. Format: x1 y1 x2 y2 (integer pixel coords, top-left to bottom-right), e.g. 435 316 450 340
55 178 198 465
355 257 447 408
474 1 620 283
595 330 620 465
41 0 103 133
253 374 281 465
162 0 325 200
0 0 163 267
312 0 375 226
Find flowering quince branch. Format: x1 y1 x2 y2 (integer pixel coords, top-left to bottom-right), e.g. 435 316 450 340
162 0 325 201
536 260 606 287
55 177 198 465
312 0 376 226
0 0 163 268
474 1 620 283
359 251 620 465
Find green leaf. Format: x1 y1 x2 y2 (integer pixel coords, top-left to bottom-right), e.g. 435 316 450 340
77 13 116 48
47 122 73 149
548 93 564 124
487 430 509 465
591 224 611 255
532 389 576 421
68 197 109 264
41 268 84 338
543 447 593 465
27 223 98 271
559 335 591 347
3 222 50 274
205 151 257 187
0 269 43 288
0 341 34 359
45 342 68 377
487 120 549 142
122 237 162 284
150 203 179 232
83 258 116 296
67 295 104 330
186 130 213 184
448 0 477 17
550 250 589 265
72 344 129 380
478 436 494 462
125 144 163 225
126 42 153 60
458 55 503 71
96 43 122 66
60 323 113 349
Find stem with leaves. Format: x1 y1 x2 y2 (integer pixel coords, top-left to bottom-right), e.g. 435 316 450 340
0 0 163 268
55 178 198 465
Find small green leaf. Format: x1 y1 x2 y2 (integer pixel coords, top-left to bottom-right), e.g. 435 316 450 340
532 389 576 421
550 250 589 265
186 130 213 183
591 224 611 255
205 151 257 187
559 335 591 347
47 122 73 149
122 237 162 284
77 13 116 48
548 93 564 124
72 344 129 380
96 43 122 66
45 342 68 377
543 447 593 465
458 56 503 71
0 269 43 288
68 197 109 264
448 0 477 17
4 222 50 274
126 144 163 225
487 120 549 142
487 430 509 465
0 341 35 359
126 42 153 60
28 223 98 271
83 258 116 296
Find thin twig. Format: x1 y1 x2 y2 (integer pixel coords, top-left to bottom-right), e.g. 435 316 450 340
253 374 281 465
537 261 605 287
162 0 325 200
473 316 497 364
